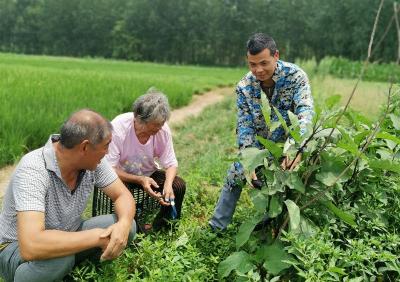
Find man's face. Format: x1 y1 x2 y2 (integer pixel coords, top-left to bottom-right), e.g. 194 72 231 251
247 48 279 82
84 134 112 170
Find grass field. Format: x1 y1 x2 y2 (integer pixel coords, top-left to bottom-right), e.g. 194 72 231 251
310 75 389 116
0 54 398 281
0 53 244 167
69 85 398 281
69 96 249 281
297 59 391 116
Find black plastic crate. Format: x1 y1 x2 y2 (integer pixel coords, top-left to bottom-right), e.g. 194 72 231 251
92 183 160 221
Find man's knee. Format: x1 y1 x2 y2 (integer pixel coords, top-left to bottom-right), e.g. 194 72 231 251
127 220 137 243
14 255 75 282
0 242 22 282
224 162 246 190
81 214 137 244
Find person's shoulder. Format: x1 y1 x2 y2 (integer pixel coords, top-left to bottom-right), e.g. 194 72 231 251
159 122 172 136
95 157 116 175
236 72 257 98
112 112 133 124
111 112 133 136
237 71 255 89
279 60 307 78
12 148 47 181
152 122 172 145
17 148 45 170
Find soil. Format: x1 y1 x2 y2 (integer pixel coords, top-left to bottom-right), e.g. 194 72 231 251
0 87 234 198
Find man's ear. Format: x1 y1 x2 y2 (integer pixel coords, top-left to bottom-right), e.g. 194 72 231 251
80 140 90 153
274 50 280 60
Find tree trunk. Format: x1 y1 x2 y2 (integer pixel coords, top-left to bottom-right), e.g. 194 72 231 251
394 2 400 64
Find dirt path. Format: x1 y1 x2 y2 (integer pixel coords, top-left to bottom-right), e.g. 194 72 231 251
0 87 234 197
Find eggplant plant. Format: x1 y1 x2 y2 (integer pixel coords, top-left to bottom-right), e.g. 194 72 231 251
219 86 400 280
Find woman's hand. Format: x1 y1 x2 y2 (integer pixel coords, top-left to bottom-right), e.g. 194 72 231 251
140 176 171 206
163 186 175 205
140 176 161 199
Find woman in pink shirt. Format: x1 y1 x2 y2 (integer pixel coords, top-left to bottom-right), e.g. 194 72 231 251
106 89 186 231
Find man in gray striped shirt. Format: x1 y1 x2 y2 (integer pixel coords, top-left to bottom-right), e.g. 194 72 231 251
0 109 136 282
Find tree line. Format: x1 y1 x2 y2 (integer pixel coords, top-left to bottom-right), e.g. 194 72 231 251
0 0 398 66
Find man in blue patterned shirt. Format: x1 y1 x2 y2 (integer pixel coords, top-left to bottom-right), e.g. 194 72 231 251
209 33 314 231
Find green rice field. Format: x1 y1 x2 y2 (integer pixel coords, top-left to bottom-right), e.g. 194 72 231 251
0 53 393 168
0 53 244 167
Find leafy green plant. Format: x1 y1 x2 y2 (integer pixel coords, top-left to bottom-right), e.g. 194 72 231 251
219 84 400 280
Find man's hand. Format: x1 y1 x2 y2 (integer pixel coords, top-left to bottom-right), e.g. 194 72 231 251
280 153 302 171
96 229 110 252
99 221 131 261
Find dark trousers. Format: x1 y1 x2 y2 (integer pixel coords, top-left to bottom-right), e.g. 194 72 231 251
127 170 186 230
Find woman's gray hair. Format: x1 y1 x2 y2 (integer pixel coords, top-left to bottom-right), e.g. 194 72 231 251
132 87 170 123
60 109 112 149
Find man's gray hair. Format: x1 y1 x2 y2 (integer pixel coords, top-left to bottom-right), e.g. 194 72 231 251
60 109 112 149
132 87 170 123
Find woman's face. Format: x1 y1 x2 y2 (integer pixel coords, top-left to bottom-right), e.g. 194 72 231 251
136 119 164 136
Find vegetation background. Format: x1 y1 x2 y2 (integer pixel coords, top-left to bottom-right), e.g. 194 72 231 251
0 0 399 65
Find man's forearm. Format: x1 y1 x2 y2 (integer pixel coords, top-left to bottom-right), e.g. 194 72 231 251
19 228 104 261
113 190 136 227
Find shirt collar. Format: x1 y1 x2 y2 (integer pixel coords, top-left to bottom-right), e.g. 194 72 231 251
271 60 283 83
42 134 62 177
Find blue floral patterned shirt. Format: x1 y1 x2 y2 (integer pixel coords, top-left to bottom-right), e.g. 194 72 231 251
236 60 314 150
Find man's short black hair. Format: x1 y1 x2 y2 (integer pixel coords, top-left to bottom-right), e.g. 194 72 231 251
246 33 277 56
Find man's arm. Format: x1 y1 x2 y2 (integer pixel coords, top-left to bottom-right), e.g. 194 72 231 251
281 70 314 170
100 177 136 260
236 86 257 150
293 70 314 136
17 212 108 261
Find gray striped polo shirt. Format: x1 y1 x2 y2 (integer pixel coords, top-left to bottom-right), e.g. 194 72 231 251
0 135 117 244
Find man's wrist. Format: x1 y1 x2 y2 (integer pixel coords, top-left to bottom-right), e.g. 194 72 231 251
117 218 132 229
